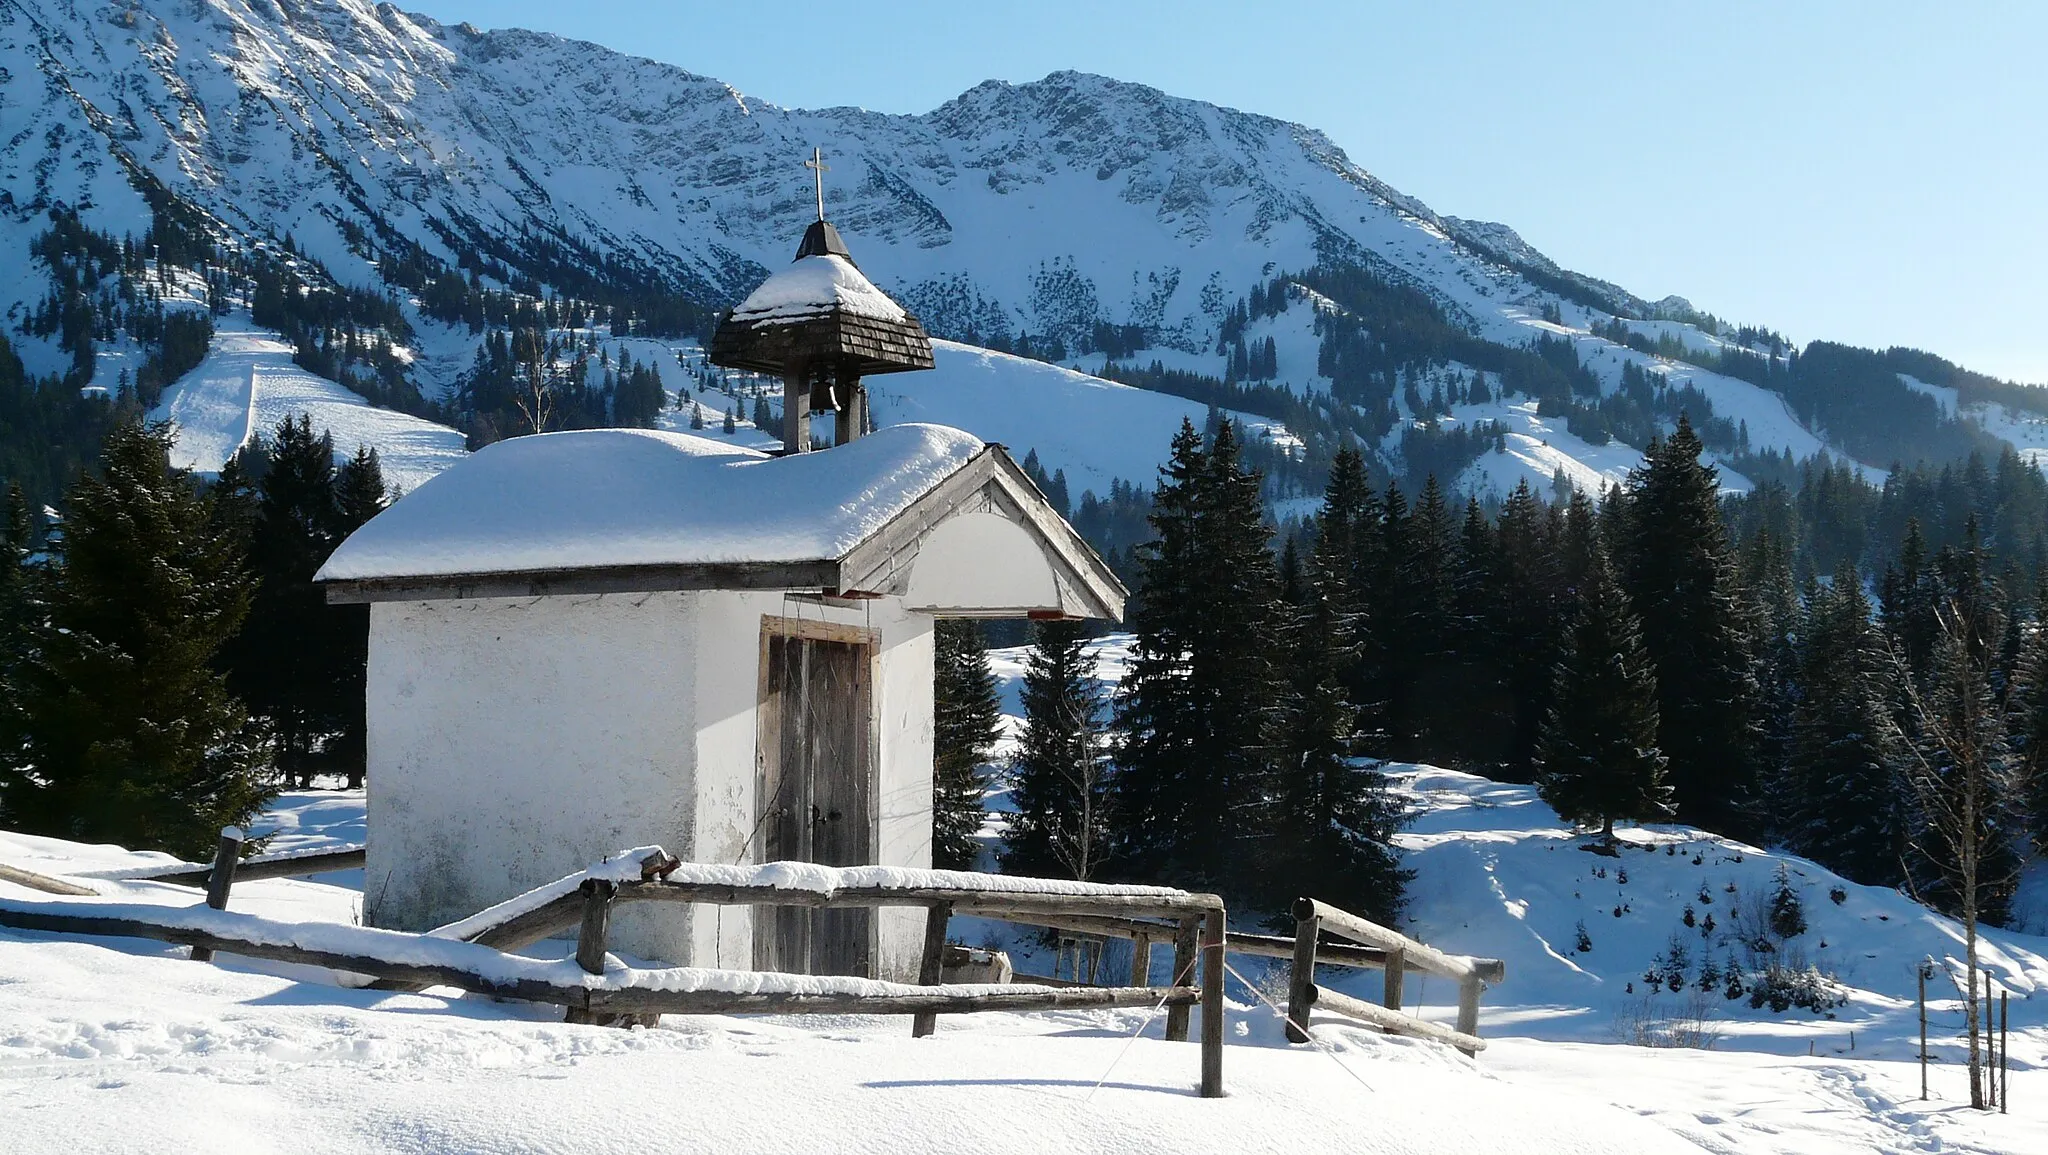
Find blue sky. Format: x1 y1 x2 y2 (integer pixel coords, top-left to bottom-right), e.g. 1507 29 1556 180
416 1 2046 384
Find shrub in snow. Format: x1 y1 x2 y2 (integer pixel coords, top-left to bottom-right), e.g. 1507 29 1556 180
1768 866 1807 940
1613 989 1721 1049
1746 959 1844 1015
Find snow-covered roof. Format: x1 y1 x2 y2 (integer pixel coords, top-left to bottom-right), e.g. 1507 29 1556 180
316 424 980 585
313 426 1125 615
729 254 908 323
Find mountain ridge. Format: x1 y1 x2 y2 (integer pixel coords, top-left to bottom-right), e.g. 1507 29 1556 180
3 0 2042 512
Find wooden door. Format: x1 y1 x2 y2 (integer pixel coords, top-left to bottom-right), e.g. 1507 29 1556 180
755 618 876 976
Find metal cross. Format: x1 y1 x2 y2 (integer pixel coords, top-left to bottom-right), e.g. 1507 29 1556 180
804 147 829 221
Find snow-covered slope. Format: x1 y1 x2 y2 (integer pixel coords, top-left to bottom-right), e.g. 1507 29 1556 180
148 317 467 493
872 340 1279 493
5 0 2043 502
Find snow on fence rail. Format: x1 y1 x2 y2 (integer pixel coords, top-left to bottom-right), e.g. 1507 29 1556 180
1283 898 1502 1055
960 895 1502 1057
83 843 368 887
0 845 1231 1097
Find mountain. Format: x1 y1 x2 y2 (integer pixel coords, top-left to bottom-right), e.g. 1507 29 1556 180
3 0 2043 511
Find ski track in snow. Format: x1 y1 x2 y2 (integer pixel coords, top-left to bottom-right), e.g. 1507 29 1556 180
149 317 468 494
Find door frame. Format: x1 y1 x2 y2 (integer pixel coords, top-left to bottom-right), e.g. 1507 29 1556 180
752 613 881 974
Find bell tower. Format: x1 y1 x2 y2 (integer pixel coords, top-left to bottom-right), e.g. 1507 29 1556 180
708 148 935 453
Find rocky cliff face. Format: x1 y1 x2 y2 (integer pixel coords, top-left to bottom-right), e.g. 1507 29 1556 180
0 0 1571 358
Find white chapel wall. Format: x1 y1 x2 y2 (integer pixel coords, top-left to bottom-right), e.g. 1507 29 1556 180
363 593 700 959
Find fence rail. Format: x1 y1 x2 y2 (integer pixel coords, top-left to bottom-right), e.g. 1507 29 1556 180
2 842 1230 1098
1285 897 1502 1055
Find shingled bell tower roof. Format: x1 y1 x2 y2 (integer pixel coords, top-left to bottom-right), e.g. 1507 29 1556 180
707 226 936 378
707 148 933 453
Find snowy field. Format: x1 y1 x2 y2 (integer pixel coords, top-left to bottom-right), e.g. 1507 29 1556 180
4 776 2042 1152
149 316 469 494
2 637 2045 1153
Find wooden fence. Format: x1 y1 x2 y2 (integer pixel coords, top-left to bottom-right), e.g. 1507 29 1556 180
1280 898 1503 1055
0 843 1230 1098
4 835 1495 1086
988 896 1504 1056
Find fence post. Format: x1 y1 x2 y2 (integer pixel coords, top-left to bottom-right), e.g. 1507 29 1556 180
2001 990 2009 1115
1983 972 1995 1109
1918 964 1929 1100
1129 933 1151 988
1455 975 1483 1055
1286 898 1319 1044
1199 908 1225 1098
1166 915 1198 1042
564 878 614 1025
1383 948 1407 1012
189 826 244 963
912 900 952 1038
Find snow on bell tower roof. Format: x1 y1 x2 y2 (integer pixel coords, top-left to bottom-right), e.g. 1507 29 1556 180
729 252 908 325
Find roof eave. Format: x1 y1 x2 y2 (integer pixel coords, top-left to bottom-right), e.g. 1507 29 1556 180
322 559 844 605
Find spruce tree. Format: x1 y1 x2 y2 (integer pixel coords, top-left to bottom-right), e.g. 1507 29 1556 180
1369 481 1416 754
932 619 1001 870
1404 475 1458 756
330 446 387 788
1620 418 1759 838
6 422 271 857
334 445 387 532
2007 577 2048 853
227 415 342 786
1317 447 1383 748
1784 565 1907 885
1451 496 1509 770
1112 420 1283 895
1743 528 1802 836
1535 548 1671 845
1492 480 1560 780
0 485 33 780
1267 464 1410 922
1002 619 1111 879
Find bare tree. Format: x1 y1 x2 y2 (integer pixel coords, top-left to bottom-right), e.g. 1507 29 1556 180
1886 599 2022 1109
513 357 555 436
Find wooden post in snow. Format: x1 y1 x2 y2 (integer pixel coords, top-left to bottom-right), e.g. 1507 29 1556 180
564 878 615 1025
190 826 243 963
1128 933 1150 988
1983 972 1996 1109
1165 915 1198 1043
1199 908 1225 1098
574 879 614 974
1455 976 1484 1055
1919 964 1929 1100
911 900 952 1038
2001 990 2009 1114
1383 948 1407 1012
1286 902 1318 1044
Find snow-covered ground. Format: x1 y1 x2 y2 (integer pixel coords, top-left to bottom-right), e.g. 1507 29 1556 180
2 634 2045 1152
149 316 468 494
4 771 2041 1152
